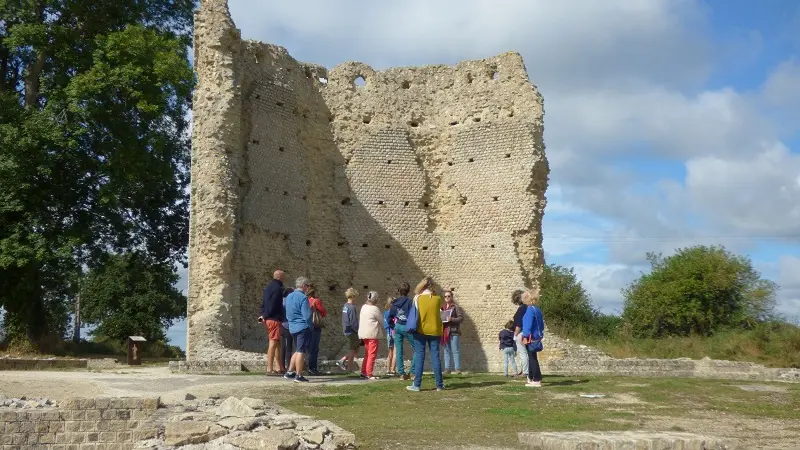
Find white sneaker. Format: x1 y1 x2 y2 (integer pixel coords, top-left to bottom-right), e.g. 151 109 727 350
526 381 542 388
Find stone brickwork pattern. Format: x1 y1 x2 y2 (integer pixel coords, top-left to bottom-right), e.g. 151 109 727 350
188 0 549 372
0 397 160 450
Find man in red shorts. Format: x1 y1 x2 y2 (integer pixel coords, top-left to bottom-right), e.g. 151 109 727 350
259 269 287 374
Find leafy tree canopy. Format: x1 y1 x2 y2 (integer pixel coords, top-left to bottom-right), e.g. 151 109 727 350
0 0 195 345
80 253 185 342
622 245 778 338
539 263 598 330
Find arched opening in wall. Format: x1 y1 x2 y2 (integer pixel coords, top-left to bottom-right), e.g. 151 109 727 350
401 80 411 89
447 161 453 166
337 242 345 247
363 286 369 290
486 284 492 290
490 244 495 248
493 196 499 201
278 146 285 152
505 153 511 158
305 67 313 79
473 117 481 122
362 243 369 248
468 158 474 163
467 72 474 84
408 120 419 127
329 285 337 291
377 200 384 205
276 101 284 107
387 160 392 164
252 139 259 144
283 191 288 196
306 240 311 246
404 201 410 207
363 116 372 124
354 76 366 87
422 246 429 251
341 197 351 205
255 94 260 99
449 121 458 126
385 244 391 249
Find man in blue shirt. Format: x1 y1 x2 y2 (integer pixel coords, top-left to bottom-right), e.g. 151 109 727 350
283 276 313 383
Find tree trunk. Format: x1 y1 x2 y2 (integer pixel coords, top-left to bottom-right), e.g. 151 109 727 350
24 51 46 108
73 293 81 344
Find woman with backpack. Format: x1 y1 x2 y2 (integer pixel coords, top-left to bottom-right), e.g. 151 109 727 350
406 276 445 392
306 284 327 376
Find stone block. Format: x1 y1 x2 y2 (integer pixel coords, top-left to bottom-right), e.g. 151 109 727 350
226 429 299 450
141 397 160 410
215 396 257 418
164 421 228 446
121 398 142 410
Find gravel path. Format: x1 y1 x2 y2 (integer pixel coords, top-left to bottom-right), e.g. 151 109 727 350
0 367 363 404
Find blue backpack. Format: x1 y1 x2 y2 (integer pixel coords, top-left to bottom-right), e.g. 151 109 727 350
405 296 420 333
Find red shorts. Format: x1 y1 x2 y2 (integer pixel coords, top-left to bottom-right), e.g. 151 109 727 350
265 319 281 341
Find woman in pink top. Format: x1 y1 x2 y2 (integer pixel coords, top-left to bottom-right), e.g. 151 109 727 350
358 291 384 380
306 285 327 376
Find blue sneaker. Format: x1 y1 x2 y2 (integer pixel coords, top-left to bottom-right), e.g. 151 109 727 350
406 385 420 392
284 371 296 380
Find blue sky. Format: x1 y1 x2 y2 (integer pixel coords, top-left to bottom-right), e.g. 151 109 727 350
129 1 800 348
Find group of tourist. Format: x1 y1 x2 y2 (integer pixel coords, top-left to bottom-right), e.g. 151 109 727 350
257 269 546 389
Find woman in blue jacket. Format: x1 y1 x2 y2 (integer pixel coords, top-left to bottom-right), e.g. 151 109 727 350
521 290 545 387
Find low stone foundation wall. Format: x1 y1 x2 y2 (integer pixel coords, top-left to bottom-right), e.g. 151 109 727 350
0 358 88 371
518 431 738 449
171 353 800 383
0 397 161 449
543 355 800 382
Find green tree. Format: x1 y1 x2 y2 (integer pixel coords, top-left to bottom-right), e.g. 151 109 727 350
0 0 195 345
622 245 778 338
79 253 185 343
539 264 598 332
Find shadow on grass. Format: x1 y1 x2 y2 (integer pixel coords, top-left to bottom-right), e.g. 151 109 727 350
446 380 506 390
545 378 590 387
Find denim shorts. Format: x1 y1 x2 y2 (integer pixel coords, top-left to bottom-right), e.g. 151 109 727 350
386 331 395 349
293 328 313 353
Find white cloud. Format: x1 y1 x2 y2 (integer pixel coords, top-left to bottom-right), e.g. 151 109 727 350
229 0 712 88
571 263 643 314
777 256 800 321
685 143 800 237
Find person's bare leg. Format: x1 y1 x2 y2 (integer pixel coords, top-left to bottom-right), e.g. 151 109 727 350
346 349 357 371
267 340 277 372
275 340 284 372
295 352 306 376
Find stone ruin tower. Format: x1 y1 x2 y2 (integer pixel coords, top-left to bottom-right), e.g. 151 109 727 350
187 0 550 372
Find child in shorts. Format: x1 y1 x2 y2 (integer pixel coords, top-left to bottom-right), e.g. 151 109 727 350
384 296 396 377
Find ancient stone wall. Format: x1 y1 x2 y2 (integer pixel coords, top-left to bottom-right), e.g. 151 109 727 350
0 397 160 449
188 0 549 371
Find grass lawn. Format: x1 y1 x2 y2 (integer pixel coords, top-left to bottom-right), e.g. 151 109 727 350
273 373 800 449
